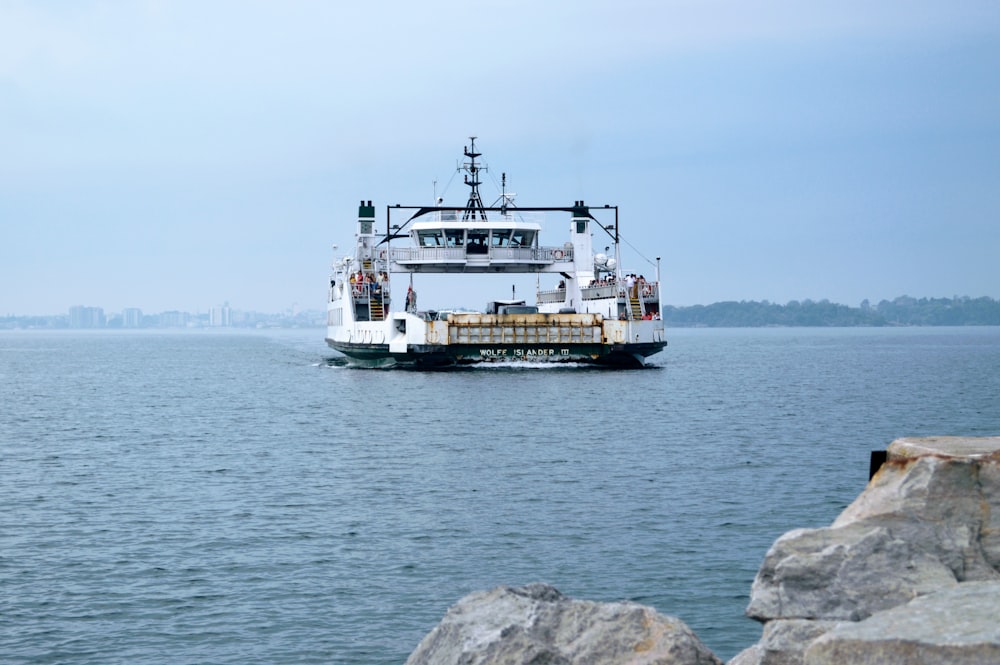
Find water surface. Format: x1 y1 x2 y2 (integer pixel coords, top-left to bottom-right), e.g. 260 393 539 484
2 327 998 663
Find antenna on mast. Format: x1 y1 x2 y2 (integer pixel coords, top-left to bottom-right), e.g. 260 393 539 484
461 136 488 221
501 173 507 215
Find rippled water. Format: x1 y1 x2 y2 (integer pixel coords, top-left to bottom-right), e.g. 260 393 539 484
2 327 998 663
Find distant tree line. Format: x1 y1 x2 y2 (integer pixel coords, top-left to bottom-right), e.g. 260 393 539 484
661 296 1000 327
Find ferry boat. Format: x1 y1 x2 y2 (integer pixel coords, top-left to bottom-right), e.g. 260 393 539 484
325 139 667 368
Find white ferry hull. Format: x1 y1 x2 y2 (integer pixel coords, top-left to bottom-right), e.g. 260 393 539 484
325 314 666 368
325 339 662 368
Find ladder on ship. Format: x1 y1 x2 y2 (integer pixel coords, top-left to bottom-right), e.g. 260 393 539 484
629 294 644 319
360 258 386 321
370 297 384 321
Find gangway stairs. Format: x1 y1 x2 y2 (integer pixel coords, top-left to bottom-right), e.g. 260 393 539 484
629 294 644 319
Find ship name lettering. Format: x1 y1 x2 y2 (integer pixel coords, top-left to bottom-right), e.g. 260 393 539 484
479 348 559 358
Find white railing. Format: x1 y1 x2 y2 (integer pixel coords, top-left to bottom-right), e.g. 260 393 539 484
536 289 566 304
389 245 574 263
581 284 616 300
389 247 467 262
637 283 659 301
580 282 659 301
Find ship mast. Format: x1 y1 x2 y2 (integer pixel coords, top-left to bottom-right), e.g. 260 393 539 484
461 136 488 221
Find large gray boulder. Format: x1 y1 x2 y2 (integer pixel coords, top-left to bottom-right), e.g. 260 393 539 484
734 436 1000 665
405 583 723 665
728 620 843 665
804 581 1000 665
748 437 1000 624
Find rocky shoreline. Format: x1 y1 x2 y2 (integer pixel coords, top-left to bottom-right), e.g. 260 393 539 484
404 436 1000 665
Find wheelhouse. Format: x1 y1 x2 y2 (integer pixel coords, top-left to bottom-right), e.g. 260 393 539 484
410 218 540 255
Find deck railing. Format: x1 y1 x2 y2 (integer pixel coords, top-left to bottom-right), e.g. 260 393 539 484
580 282 659 301
581 284 616 300
536 288 566 304
389 245 574 263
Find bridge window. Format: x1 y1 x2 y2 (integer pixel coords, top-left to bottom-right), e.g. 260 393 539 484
510 229 536 247
491 229 513 247
445 229 465 247
417 230 444 246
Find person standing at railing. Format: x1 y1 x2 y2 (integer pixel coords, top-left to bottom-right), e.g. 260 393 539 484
406 285 417 314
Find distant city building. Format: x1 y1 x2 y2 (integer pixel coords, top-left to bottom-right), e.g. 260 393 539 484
1 305 326 330
122 307 143 328
158 310 189 327
210 302 232 327
69 305 105 328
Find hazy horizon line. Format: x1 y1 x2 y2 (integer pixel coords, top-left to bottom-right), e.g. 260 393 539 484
5 294 999 318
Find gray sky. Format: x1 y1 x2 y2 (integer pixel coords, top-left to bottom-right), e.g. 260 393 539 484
2 1 998 315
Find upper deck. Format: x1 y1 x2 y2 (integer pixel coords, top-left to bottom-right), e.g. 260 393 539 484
386 209 576 273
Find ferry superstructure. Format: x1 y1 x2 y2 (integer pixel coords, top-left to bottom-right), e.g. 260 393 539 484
325 139 667 367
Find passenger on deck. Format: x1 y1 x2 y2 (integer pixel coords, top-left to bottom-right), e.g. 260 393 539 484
405 285 417 313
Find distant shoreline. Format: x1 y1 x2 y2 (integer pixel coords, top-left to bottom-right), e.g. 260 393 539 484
3 296 999 329
662 296 1000 327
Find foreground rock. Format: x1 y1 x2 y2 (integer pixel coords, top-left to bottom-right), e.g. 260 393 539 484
732 436 1000 665
404 437 1000 665
405 583 722 665
804 581 1000 664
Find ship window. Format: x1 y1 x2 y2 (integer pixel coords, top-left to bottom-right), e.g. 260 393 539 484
491 229 512 247
445 229 465 247
417 230 444 247
511 230 535 247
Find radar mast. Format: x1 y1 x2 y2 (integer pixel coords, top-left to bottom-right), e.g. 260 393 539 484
461 137 489 221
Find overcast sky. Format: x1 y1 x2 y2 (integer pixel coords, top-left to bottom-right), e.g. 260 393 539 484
2 1 998 315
